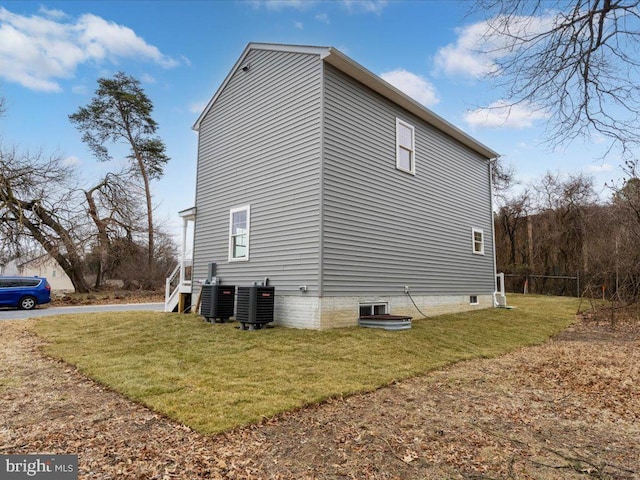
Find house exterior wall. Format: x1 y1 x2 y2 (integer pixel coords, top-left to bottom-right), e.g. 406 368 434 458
0 259 19 276
17 256 75 293
274 294 493 329
321 64 495 303
191 45 497 329
318 294 494 329
192 49 323 297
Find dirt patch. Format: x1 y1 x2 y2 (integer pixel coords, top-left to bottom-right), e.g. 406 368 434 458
556 303 640 343
51 290 164 307
1 314 638 479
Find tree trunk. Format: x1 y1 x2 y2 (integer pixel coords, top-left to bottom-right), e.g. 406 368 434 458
85 186 110 289
20 214 91 293
132 149 155 280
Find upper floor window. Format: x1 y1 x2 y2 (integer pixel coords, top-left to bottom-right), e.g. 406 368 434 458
229 205 250 261
472 228 484 255
396 118 415 175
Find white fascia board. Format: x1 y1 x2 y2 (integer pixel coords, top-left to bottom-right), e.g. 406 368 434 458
192 43 330 132
178 206 196 219
248 42 330 55
322 48 499 161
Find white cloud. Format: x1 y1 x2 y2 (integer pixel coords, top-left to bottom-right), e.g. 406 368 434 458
189 100 208 114
0 6 178 92
434 22 499 79
250 0 316 10
342 0 388 15
179 54 192 67
249 0 386 14
62 155 81 167
71 84 88 95
38 6 67 20
294 20 304 30
587 163 614 173
434 15 555 79
75 14 178 68
464 100 549 129
315 13 330 24
141 73 156 84
380 69 439 107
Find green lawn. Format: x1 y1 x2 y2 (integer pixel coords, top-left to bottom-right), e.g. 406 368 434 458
33 294 578 435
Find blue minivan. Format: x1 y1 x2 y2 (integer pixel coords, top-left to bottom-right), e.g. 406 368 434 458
0 276 52 310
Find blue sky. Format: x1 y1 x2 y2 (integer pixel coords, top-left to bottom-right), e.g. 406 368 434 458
0 0 622 239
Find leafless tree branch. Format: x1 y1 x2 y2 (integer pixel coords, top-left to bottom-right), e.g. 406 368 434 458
473 0 640 154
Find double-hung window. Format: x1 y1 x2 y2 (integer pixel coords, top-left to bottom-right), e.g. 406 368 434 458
229 205 250 261
472 228 484 255
396 118 415 175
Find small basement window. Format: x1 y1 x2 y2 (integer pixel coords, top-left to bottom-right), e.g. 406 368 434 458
359 303 389 317
470 295 479 305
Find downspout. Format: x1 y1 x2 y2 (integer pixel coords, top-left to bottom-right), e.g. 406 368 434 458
317 56 326 323
191 127 203 306
489 157 500 307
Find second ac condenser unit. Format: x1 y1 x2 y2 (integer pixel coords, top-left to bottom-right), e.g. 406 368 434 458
236 286 275 330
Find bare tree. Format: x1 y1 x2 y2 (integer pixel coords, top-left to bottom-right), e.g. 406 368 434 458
495 189 531 268
0 147 92 292
84 171 145 288
492 158 516 204
495 171 599 294
473 0 640 154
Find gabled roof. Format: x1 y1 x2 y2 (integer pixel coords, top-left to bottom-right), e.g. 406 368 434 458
193 42 498 160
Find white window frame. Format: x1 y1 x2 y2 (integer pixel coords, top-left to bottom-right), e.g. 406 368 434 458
228 205 250 262
470 295 479 305
359 302 389 317
472 228 485 255
395 118 416 175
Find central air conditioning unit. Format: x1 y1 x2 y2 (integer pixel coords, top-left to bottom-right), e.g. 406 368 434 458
236 286 275 330
200 284 236 323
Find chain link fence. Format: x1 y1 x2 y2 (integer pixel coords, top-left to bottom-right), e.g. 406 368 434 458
503 273 580 297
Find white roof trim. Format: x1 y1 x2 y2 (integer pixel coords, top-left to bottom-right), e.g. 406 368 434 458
322 47 498 159
192 43 498 160
178 206 196 219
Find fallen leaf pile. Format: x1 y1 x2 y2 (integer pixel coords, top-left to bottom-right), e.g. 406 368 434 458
51 290 163 307
1 313 638 479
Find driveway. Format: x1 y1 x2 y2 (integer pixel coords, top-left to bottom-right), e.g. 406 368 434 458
0 302 164 320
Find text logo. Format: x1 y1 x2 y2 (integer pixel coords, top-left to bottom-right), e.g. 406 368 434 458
1 455 78 479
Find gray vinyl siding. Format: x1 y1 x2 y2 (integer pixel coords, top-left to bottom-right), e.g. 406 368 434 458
192 49 322 294
321 64 495 296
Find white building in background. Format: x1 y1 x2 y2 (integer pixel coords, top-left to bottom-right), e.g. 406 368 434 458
1 254 75 293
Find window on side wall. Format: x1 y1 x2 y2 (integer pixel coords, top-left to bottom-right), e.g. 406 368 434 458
229 205 250 261
472 228 484 255
396 118 415 175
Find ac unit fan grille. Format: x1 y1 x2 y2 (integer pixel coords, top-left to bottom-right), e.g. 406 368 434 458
236 286 275 329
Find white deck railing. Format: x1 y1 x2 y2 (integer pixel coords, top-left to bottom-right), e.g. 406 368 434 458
164 259 192 312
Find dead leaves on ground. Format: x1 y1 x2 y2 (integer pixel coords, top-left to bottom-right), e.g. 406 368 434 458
1 316 638 479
